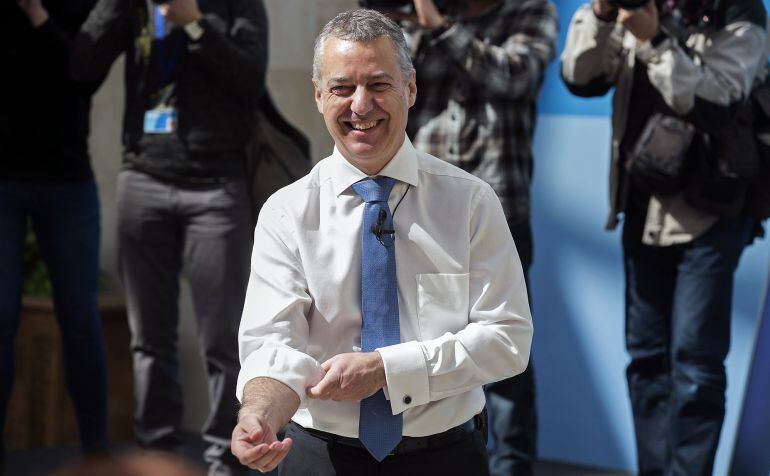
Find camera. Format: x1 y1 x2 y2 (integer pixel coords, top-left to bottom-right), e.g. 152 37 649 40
359 0 413 12
609 0 649 9
358 0 450 14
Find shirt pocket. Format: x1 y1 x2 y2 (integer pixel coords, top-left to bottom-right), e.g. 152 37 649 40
416 273 470 340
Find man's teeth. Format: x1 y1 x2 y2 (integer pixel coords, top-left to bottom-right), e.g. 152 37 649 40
351 121 378 131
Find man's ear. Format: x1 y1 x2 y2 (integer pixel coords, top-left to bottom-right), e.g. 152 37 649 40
407 71 417 108
313 80 324 114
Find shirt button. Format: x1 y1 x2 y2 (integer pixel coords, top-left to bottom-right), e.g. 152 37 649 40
403 395 412 405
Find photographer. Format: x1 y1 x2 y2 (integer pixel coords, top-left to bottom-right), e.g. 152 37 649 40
71 1 267 474
562 0 767 474
1 0 106 468
376 0 558 474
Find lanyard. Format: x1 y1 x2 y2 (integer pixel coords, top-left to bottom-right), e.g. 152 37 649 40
152 5 182 88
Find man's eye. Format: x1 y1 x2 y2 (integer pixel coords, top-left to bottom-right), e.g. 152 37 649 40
331 86 353 95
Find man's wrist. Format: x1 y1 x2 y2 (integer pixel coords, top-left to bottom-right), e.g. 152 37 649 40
432 20 453 37
371 351 387 389
28 8 50 28
238 402 266 419
593 5 618 22
649 27 667 46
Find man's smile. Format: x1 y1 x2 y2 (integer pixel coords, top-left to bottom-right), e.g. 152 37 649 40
346 119 382 132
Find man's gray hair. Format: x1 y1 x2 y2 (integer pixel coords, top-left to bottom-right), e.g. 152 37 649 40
312 9 415 84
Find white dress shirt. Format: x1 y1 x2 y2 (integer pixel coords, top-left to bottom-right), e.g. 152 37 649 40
237 136 532 438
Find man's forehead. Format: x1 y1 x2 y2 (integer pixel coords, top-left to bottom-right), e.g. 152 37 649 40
322 37 398 64
320 37 401 81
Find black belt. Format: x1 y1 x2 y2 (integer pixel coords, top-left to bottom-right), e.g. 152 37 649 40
295 413 484 457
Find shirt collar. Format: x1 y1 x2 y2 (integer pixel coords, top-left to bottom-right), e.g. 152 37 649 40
328 134 420 197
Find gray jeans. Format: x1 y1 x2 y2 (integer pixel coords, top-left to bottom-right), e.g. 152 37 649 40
117 169 251 456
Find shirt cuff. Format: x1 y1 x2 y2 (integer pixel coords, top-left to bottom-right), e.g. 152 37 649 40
237 347 324 409
429 21 467 50
376 341 429 415
431 21 453 39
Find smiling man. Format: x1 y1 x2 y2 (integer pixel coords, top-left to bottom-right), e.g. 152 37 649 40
230 9 533 475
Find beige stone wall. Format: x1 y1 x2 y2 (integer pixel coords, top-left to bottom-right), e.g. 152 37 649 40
87 0 358 432
265 0 357 163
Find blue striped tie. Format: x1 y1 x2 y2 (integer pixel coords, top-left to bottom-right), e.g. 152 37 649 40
351 176 402 461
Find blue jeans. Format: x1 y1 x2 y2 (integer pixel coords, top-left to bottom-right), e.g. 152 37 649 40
0 180 108 451
485 219 536 476
622 207 753 476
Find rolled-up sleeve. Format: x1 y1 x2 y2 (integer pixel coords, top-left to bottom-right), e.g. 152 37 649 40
561 4 624 96
237 199 324 408
637 19 766 126
379 185 533 415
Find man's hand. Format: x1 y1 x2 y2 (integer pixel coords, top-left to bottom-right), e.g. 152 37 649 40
231 378 300 473
413 0 446 29
231 411 293 474
592 0 618 21
307 352 386 401
17 0 48 28
158 0 202 27
618 0 659 42
386 0 446 30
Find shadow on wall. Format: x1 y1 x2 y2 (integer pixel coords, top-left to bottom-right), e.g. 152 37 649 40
530 115 634 470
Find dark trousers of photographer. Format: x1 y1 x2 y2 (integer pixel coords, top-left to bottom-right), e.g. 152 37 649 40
116 169 251 462
0 180 108 453
621 195 753 476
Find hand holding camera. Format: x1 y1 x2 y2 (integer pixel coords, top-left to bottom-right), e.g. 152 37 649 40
617 0 659 42
413 0 446 29
593 0 660 42
592 0 619 21
17 0 48 28
360 0 447 30
156 0 202 27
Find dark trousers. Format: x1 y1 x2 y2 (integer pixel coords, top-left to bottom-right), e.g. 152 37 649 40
0 180 108 451
117 170 251 462
622 208 753 476
485 219 536 476
276 422 489 476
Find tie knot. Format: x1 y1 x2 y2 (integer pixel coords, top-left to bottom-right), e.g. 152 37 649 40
352 176 396 203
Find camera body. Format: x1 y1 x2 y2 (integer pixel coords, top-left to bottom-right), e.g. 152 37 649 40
358 0 451 14
610 0 648 8
610 0 712 16
358 0 413 12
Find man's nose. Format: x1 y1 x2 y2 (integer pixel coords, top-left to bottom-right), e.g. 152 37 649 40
350 87 373 116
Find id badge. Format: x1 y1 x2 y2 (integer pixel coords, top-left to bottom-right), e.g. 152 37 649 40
143 107 177 134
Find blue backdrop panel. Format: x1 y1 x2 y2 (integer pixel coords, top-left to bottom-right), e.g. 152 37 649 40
530 2 770 473
539 0 611 117
730 272 770 475
530 113 770 475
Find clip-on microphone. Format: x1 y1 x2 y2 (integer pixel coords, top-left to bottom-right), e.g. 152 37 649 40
371 209 395 246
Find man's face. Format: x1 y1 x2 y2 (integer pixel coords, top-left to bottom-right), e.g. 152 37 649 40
314 36 416 175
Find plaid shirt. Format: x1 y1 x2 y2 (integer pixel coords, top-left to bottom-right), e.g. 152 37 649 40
405 0 558 224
